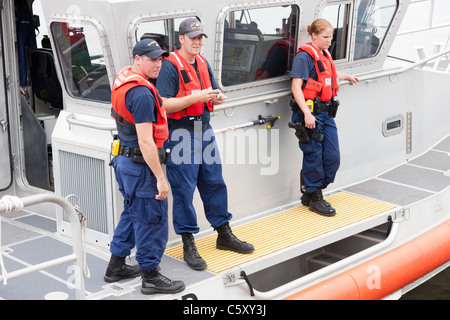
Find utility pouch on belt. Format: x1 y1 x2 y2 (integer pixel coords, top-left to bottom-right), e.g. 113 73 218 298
158 148 170 164
290 97 299 112
329 99 340 118
131 146 145 164
312 97 322 115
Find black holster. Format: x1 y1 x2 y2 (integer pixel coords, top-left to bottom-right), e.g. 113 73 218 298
328 99 340 118
288 121 310 144
158 148 170 164
289 97 324 143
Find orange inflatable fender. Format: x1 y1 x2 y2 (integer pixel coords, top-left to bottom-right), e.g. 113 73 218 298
285 220 450 300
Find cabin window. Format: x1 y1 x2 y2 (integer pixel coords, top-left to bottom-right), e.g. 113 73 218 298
321 0 398 61
50 21 111 103
220 5 299 87
135 17 196 52
353 0 398 60
322 2 352 61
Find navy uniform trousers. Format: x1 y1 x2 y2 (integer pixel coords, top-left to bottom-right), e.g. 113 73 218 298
166 124 232 234
110 154 168 271
292 109 340 194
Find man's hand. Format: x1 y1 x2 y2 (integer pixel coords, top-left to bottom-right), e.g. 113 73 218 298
196 88 221 103
212 91 226 105
155 178 169 200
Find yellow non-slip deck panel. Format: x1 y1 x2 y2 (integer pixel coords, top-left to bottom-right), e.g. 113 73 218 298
165 192 397 273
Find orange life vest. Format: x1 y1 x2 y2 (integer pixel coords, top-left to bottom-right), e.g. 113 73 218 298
298 43 339 101
164 51 214 120
110 66 168 148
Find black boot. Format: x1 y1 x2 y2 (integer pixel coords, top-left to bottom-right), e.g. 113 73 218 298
181 233 207 271
216 222 254 253
301 192 311 206
301 191 331 207
104 254 141 283
309 189 336 216
141 268 185 295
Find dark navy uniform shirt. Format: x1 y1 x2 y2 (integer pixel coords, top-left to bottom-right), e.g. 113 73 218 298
118 86 156 147
291 50 319 82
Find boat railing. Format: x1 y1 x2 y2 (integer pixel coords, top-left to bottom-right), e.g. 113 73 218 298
0 194 88 300
66 112 116 132
237 221 401 299
64 45 450 129
215 45 450 114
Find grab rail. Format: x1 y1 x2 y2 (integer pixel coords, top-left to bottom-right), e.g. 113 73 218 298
216 47 450 112
0 194 87 300
237 221 400 299
67 46 450 127
66 113 116 132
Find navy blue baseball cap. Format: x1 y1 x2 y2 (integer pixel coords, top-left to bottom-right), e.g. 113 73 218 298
179 17 208 38
133 39 169 59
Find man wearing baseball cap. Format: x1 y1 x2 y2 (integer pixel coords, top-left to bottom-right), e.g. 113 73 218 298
157 18 254 272
133 38 170 60
178 17 208 38
107 39 185 295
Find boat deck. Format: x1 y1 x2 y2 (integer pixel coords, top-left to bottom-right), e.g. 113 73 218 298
165 192 396 274
1 135 449 299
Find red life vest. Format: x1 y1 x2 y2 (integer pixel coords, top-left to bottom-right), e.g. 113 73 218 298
110 66 168 148
164 51 214 120
298 43 339 101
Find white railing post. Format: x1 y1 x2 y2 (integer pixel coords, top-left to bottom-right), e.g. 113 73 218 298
0 194 87 300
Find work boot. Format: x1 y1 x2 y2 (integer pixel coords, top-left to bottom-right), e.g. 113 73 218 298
181 233 207 271
301 191 331 207
216 222 255 253
309 189 336 217
141 268 185 295
104 254 141 283
301 192 311 206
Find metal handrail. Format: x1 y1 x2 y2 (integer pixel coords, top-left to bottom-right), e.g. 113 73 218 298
239 221 400 300
0 194 87 300
346 47 450 83
66 113 116 132
66 46 450 129
215 47 450 113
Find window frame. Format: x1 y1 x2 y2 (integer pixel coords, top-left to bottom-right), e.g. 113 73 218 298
318 0 353 62
215 1 302 91
318 0 400 67
49 14 115 105
127 10 201 66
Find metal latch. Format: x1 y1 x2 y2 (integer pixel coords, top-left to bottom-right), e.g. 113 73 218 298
0 119 8 132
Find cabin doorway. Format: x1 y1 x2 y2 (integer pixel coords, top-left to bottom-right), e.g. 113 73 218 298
0 9 13 191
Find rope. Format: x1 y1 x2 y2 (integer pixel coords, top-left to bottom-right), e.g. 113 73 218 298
0 195 25 285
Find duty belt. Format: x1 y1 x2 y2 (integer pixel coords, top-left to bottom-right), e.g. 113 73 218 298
312 98 340 117
118 145 145 164
314 100 332 112
169 123 208 131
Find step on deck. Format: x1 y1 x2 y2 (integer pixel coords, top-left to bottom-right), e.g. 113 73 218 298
165 192 397 273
